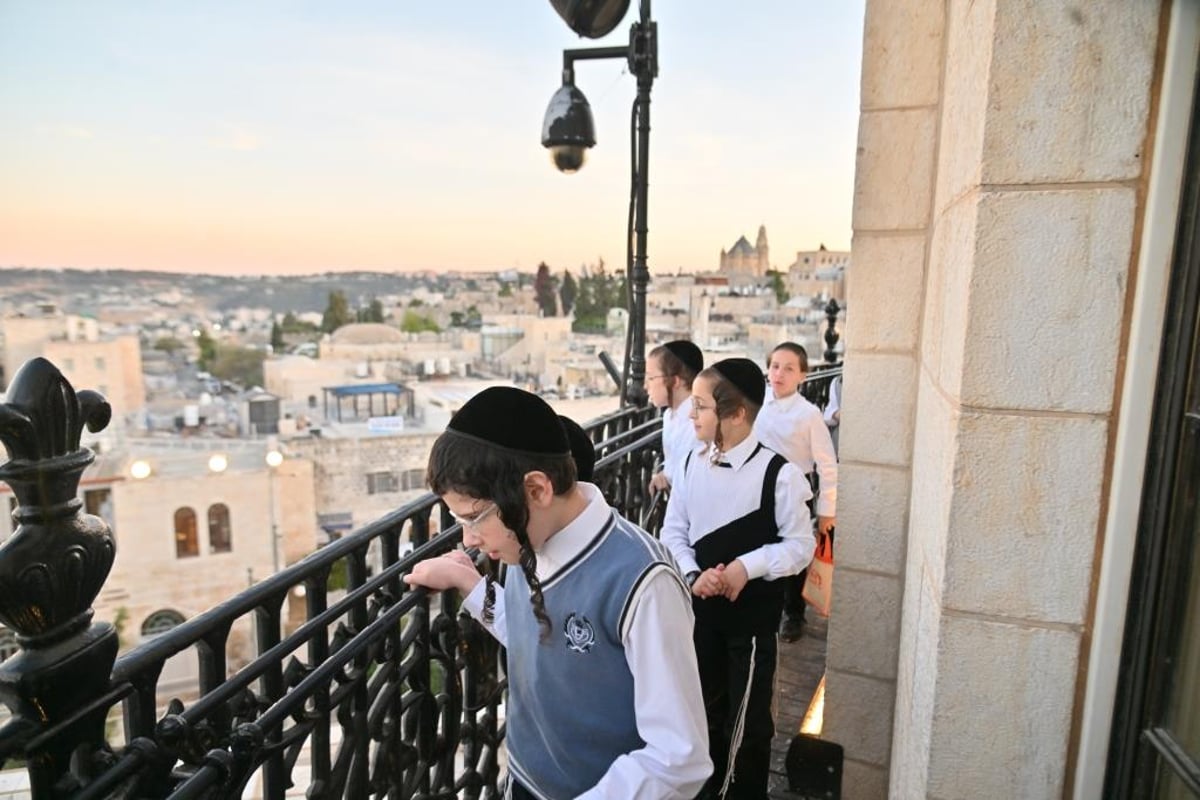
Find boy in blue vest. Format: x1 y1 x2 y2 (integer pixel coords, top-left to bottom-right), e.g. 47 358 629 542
404 387 711 799
661 359 815 800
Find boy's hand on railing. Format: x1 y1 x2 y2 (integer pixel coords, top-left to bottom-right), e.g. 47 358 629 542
403 551 483 595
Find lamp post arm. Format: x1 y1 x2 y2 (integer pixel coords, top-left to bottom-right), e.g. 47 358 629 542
561 44 634 85
554 1 657 408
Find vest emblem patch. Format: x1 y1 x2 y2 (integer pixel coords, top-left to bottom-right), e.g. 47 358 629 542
563 613 596 653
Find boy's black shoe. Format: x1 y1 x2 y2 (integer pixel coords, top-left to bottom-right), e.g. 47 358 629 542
779 615 805 642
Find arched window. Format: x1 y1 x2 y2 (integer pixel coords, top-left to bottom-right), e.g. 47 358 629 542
140 609 186 637
208 503 231 553
174 507 198 558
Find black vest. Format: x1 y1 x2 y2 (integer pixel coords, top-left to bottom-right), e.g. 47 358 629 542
689 445 788 635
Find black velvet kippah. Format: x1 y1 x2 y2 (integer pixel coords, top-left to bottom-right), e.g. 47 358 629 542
664 340 704 374
711 357 766 407
558 415 596 482
447 387 571 455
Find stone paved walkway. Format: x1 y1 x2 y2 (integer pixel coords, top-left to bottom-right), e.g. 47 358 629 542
768 614 829 799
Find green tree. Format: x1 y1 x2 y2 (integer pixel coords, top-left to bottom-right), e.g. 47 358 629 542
153 336 185 356
767 270 790 305
209 345 266 388
270 321 285 352
534 262 558 317
559 270 578 315
498 283 513 297
613 272 629 310
569 259 630 333
281 311 318 334
321 290 354 332
196 329 217 370
401 311 441 333
368 298 385 322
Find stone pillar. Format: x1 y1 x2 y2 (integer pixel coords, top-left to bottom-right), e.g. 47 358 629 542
833 1 1163 798
824 2 945 797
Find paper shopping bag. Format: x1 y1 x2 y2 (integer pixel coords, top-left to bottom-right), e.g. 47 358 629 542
802 527 834 617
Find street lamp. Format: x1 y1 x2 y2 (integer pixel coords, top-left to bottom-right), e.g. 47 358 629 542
542 0 657 407
266 446 283 574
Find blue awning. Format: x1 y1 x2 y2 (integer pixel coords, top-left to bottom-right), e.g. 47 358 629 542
323 383 405 397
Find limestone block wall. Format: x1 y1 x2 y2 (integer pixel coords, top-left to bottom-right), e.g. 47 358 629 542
825 2 945 796
288 432 440 528
829 1 1162 798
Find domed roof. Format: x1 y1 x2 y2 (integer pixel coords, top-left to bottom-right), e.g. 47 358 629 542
329 323 406 345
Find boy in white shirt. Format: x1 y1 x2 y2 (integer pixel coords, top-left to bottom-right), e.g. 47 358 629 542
646 340 704 493
753 342 838 642
661 358 815 800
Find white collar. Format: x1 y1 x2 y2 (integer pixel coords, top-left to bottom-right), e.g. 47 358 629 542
536 482 612 579
766 387 802 410
714 434 763 472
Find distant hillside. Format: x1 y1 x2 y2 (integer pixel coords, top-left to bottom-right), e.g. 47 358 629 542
0 267 446 314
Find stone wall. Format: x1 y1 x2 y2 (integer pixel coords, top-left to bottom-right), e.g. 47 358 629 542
829 1 1163 797
287 431 441 529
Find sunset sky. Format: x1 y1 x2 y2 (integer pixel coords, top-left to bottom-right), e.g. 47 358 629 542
0 2 865 276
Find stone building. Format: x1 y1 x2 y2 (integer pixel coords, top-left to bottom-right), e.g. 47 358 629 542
1 312 145 415
827 2 1200 798
0 441 319 688
786 244 849 301
285 429 441 536
719 224 770 275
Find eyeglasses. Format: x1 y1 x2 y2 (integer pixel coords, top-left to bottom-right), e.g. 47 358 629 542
644 374 667 383
690 401 716 415
450 502 499 531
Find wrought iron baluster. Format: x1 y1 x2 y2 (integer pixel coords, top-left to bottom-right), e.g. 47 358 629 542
254 595 286 799
346 549 371 796
303 570 331 796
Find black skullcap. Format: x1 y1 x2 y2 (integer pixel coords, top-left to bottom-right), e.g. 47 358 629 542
446 387 571 456
558 415 596 482
711 357 766 407
664 340 704 375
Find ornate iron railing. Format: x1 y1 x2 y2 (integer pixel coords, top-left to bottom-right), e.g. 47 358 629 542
0 350 841 799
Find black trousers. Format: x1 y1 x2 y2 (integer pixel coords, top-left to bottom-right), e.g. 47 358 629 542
694 625 778 800
783 568 808 621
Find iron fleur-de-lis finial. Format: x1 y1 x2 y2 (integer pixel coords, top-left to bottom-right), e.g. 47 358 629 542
0 357 111 469
0 357 113 643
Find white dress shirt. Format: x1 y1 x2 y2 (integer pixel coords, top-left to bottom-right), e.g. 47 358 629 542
659 435 815 581
661 396 699 489
823 376 841 428
462 483 711 800
754 388 838 518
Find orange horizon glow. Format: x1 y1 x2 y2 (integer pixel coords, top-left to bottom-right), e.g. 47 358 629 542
0 3 862 278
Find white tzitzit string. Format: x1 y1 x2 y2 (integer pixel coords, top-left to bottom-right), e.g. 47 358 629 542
719 635 759 797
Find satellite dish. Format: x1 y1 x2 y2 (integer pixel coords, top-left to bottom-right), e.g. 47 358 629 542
548 0 632 38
